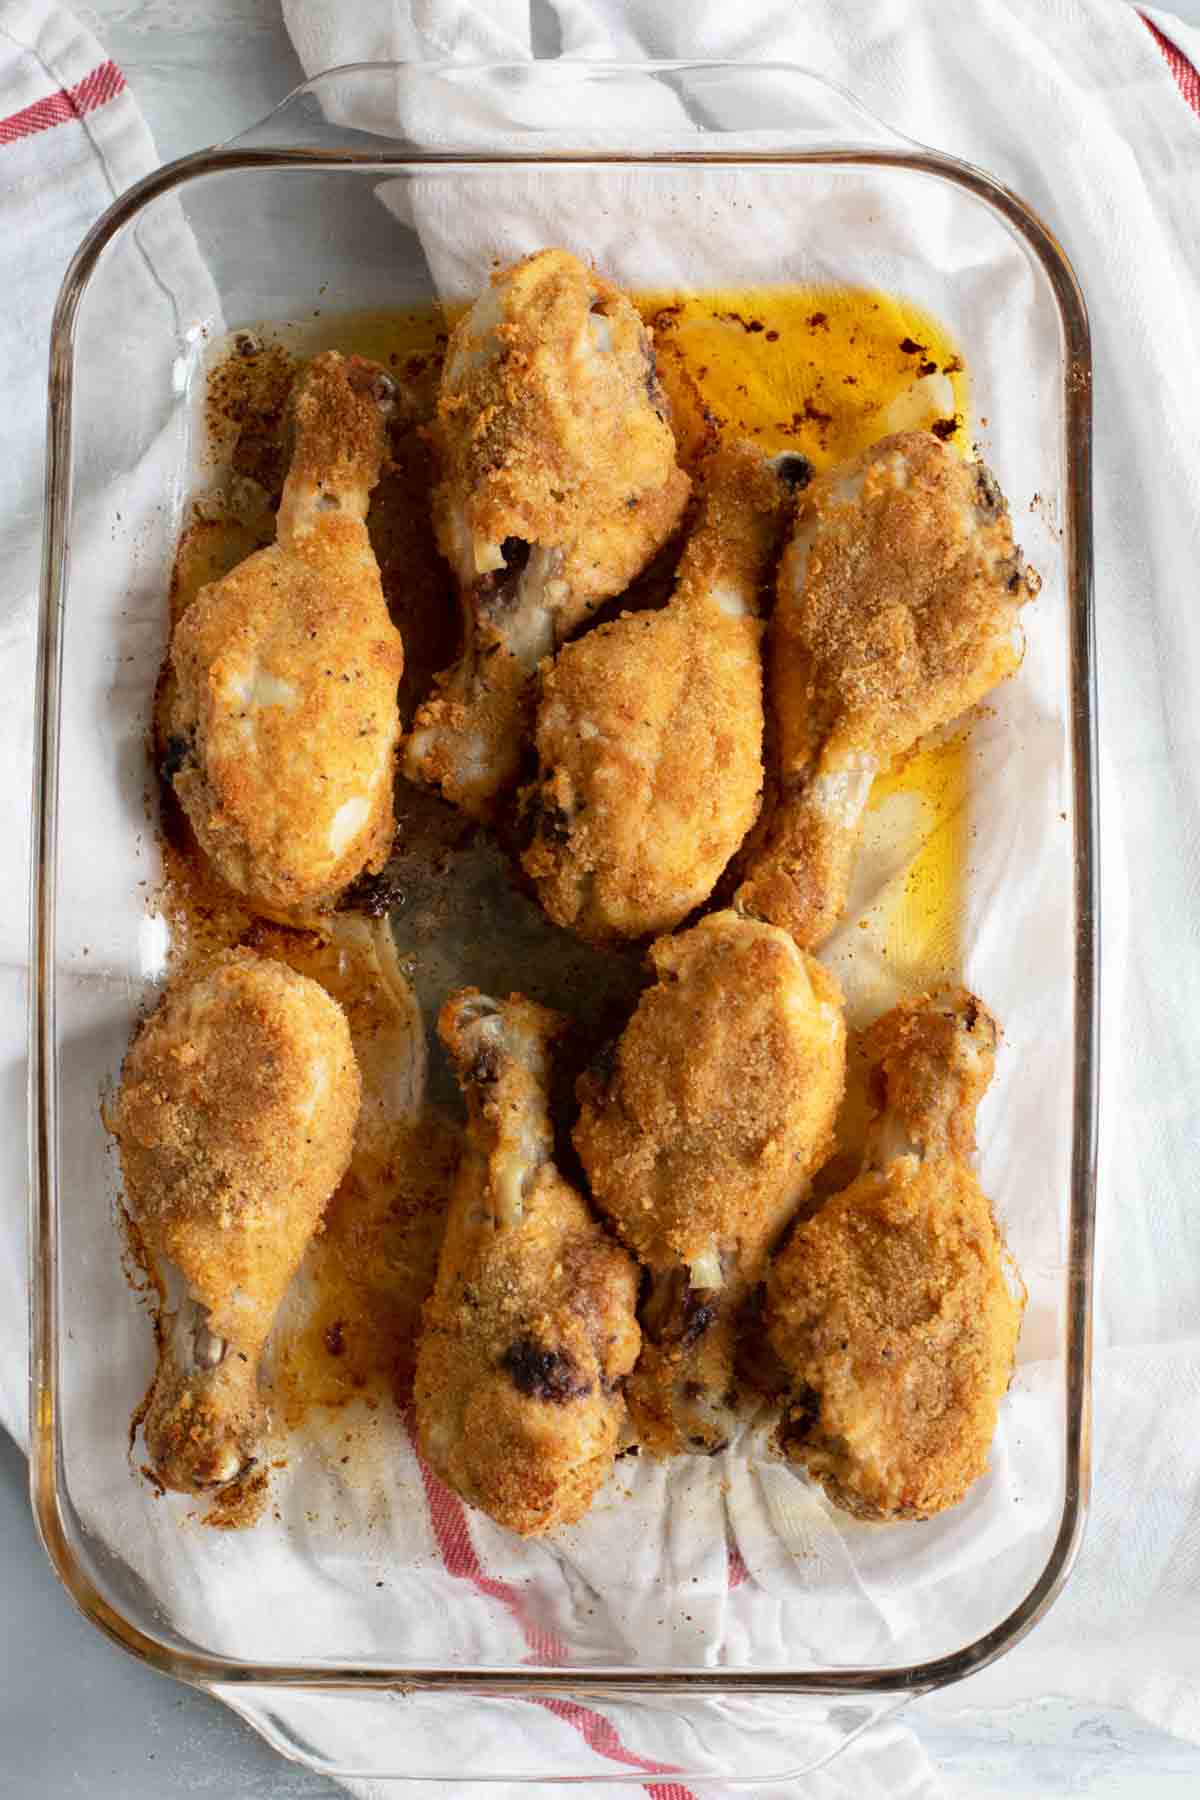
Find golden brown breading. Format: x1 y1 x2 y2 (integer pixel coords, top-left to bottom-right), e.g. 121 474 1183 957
738 432 1040 947
169 352 404 921
414 991 640 1536
404 250 690 819
246 913 428 1198
861 985 998 1164
652 334 719 472
113 950 361 1493
574 911 845 1454
520 442 789 943
766 988 1024 1521
576 912 846 1276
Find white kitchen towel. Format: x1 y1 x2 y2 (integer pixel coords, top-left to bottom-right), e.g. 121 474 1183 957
0 0 219 1438
283 0 1200 1791
3 2 1200 1798
0 0 166 1440
276 0 1200 1771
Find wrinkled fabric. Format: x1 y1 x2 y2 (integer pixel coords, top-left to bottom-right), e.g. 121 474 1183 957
4 2 1199 1795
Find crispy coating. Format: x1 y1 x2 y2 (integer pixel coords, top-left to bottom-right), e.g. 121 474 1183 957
414 991 640 1536
521 443 789 942
862 984 998 1163
738 432 1040 947
576 912 846 1274
575 911 846 1453
766 988 1024 1521
170 352 404 920
113 950 360 1492
405 250 690 819
246 912 428 1187
652 335 719 472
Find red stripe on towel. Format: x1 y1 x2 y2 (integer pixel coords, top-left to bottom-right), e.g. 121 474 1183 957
414 1442 568 1665
0 59 125 147
1141 13 1200 116
532 1696 695 1790
409 1416 695 1793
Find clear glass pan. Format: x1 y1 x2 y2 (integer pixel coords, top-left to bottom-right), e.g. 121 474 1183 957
29 62 1097 1785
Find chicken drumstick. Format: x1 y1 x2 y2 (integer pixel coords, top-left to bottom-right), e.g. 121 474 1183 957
738 432 1039 947
765 987 1024 1520
168 351 404 922
113 951 360 1493
521 441 791 942
575 911 845 1456
405 250 690 821
414 990 640 1535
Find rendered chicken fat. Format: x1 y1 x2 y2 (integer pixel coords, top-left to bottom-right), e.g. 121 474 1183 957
169 351 404 921
113 950 360 1494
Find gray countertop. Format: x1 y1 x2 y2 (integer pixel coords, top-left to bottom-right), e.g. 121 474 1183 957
8 3 1200 1795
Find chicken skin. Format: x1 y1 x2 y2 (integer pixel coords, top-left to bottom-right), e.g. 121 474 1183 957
113 951 360 1493
168 352 404 921
737 432 1040 947
766 988 1024 1521
520 442 791 942
574 912 845 1455
404 250 690 820
247 912 428 1193
414 992 640 1536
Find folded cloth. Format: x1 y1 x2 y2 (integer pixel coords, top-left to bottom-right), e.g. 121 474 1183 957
282 0 1200 1789
0 0 166 1433
4 2 1200 1797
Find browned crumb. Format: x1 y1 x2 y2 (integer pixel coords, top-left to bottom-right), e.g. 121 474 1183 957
766 989 1022 1521
169 353 404 921
112 950 360 1496
520 443 788 942
415 992 640 1535
738 431 1039 947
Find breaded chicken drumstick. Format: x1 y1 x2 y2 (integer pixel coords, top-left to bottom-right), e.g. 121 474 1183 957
738 432 1039 948
521 441 792 942
766 987 1024 1521
414 991 640 1536
405 250 690 820
113 951 360 1493
575 911 845 1456
168 352 404 923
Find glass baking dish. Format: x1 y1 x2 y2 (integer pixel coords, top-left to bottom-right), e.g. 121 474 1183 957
29 62 1097 1786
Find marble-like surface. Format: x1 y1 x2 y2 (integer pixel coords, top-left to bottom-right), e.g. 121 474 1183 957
7 2 1200 1795
0 1430 340 1796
